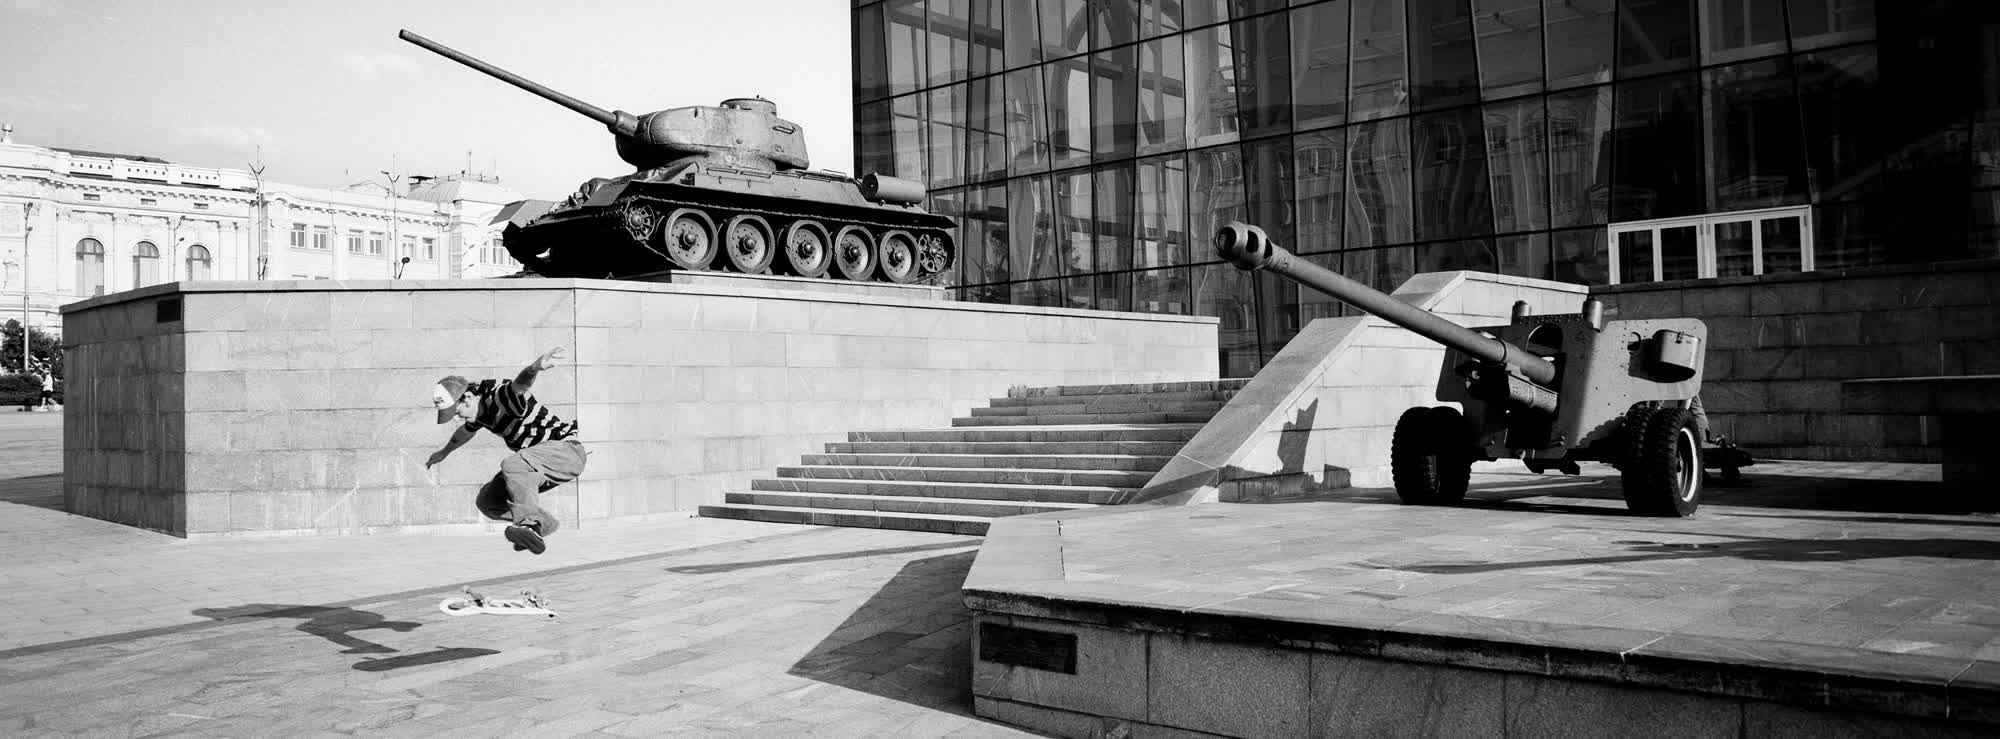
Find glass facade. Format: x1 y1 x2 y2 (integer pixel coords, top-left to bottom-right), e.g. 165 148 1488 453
855 0 1996 376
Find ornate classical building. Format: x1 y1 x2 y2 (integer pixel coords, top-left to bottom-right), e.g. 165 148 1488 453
0 125 527 337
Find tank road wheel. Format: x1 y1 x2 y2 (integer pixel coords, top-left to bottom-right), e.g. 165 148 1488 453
1621 405 1704 517
658 209 717 270
914 230 954 280
833 225 876 281
1390 406 1472 505
780 220 832 278
877 230 921 284
721 215 777 274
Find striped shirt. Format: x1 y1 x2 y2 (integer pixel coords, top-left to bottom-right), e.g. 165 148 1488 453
463 378 579 451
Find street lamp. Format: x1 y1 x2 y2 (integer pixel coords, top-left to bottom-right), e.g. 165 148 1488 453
19 201 34 374
382 170 402 279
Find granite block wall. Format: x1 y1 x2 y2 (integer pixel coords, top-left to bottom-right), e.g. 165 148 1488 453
63 277 1218 537
1595 260 2000 462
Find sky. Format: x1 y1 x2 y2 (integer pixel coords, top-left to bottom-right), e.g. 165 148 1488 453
0 0 857 200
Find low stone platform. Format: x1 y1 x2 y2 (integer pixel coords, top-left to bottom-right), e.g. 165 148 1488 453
965 461 2000 737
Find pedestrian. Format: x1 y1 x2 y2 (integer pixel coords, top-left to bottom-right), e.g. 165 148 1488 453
38 373 53 409
424 347 585 555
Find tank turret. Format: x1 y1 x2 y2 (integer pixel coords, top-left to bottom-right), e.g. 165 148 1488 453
399 29 954 284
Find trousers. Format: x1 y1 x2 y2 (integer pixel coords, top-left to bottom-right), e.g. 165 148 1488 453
474 439 586 535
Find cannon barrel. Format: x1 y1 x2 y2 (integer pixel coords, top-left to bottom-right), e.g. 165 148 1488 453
399 29 637 136
1216 222 1558 387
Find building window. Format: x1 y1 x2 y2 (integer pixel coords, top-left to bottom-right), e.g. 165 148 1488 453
1608 206 1814 284
311 226 329 250
347 229 364 254
193 202 210 211
290 223 307 249
401 235 416 259
140 198 158 206
368 232 385 256
133 241 161 288
186 245 212 281
422 237 437 261
75 238 106 297
81 193 102 202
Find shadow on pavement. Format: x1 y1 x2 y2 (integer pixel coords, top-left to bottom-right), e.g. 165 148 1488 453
787 550 990 719
1258 469 1980 516
192 604 495 671
0 473 63 513
666 540 975 575
1375 529 2000 575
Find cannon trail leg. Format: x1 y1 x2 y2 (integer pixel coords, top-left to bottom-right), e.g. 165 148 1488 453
1391 406 1472 505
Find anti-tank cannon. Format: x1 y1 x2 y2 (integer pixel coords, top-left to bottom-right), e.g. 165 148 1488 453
399 29 954 284
1216 222 1751 517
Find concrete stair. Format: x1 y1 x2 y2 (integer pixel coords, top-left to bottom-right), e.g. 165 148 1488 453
699 378 1249 535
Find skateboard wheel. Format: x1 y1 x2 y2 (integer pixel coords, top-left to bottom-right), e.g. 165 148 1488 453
438 597 477 616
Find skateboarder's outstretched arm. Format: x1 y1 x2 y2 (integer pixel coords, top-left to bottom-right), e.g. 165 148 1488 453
513 347 565 395
426 425 477 468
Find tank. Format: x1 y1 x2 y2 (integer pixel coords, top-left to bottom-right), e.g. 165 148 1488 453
399 29 955 284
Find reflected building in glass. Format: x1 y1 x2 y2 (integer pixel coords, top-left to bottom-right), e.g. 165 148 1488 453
854 0 1994 377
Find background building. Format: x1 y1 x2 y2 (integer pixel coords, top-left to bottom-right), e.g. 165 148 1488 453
853 0 1998 377
0 126 526 338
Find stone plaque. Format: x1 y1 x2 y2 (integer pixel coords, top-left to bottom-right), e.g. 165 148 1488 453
978 622 1077 674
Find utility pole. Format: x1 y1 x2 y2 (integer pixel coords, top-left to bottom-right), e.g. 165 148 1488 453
382 168 402 277
250 149 268 280
20 201 33 374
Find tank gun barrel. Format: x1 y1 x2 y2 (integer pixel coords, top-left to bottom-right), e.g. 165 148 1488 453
1215 222 1558 386
399 29 632 134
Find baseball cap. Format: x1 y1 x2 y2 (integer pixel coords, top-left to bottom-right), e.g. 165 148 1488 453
432 375 470 424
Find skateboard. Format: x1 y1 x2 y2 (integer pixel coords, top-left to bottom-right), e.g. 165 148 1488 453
438 586 558 618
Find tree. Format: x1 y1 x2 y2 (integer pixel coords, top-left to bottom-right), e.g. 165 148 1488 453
1 320 62 380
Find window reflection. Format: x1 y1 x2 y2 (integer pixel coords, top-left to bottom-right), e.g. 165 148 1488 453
1616 0 1694 79
966 76 1010 182
1346 117 1413 248
1096 162 1138 271
855 4 891 102
1542 0 1613 90
1290 0 1350 131
1092 44 1140 161
1054 168 1097 279
1135 265 1192 314
1242 136 1296 248
1296 251 1349 322
1091 0 1140 49
892 94 927 183
1041 0 1092 62
1702 0 1790 65
1139 0 1183 40
965 184 1012 287
1006 68 1053 175
1408 0 1478 111
1349 0 1409 121
1797 46 1882 199
1186 25 1241 146
929 85 968 188
1231 12 1293 138
1546 85 1611 226
1495 233 1551 279
1008 175 1063 285
1473 0 1543 99
1705 57 1809 212
1551 227 1610 285
929 188 968 287
1136 154 1190 268
1788 0 1875 52
1417 238 1498 275
1345 245 1415 294
1485 97 1550 233
856 99 896 179
1413 107 1494 241
1138 36 1188 153
969 0 1005 78
1295 127 1347 254
1191 145 1248 253
887 0 929 96
1046 55 1095 169
1608 74 1703 222
929 0 971 86
1193 261 1260 378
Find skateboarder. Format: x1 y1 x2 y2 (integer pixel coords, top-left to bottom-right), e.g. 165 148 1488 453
425 347 584 555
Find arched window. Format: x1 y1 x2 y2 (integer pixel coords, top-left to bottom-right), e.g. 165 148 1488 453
75 238 106 297
186 245 212 281
133 241 160 289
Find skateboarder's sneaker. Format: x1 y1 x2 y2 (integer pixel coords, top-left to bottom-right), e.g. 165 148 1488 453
505 523 546 555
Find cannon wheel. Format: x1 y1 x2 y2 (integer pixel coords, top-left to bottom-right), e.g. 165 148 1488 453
1621 404 1703 517
721 215 776 274
1391 406 1472 505
833 226 876 281
877 230 921 284
658 209 717 270
781 220 832 278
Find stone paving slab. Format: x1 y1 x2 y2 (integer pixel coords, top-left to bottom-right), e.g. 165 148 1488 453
968 459 2000 725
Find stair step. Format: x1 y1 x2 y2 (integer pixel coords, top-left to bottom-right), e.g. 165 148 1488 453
953 412 1218 426
726 490 1089 518
800 452 1172 471
698 503 991 536
986 389 1240 409
825 440 1190 456
775 465 1152 487
1006 378 1252 398
849 425 1204 443
750 477 1124 505
970 399 1230 417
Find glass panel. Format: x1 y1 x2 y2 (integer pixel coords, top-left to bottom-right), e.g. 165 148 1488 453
1797 46 1883 200
1543 0 1615 90
1551 226 1610 284
1616 0 1694 79
1546 85 1612 226
1290 0 1350 131
1346 245 1416 293
1706 57 1809 212
1345 117 1414 248
928 85 968 188
1186 25 1241 147
1714 219 1755 277
1054 168 1097 278
1232 11 1294 139
970 0 1006 78
1186 0 1227 28
1095 162 1138 271
1759 215 1804 273
1094 269 1133 312
1139 0 1184 39
1660 224 1698 280
1495 232 1550 279
1973 190 2000 260
1005 1 1042 69
967 184 1011 285
1041 0 1092 61
855 4 892 102
1417 238 1497 274
1788 0 1875 52
1135 265 1193 313
1061 273 1097 309
1608 73 1703 222
1473 0 1543 99
1811 199 1885 270
887 0 929 95
1977 27 2000 188
1006 175 1062 289
1296 251 1350 322
1012 277 1068 307
1136 154 1190 267
1193 261 1260 378
1413 107 1494 241
1702 0 1788 65
1092 43 1140 160
1046 55 1094 169
929 188 967 287
1294 127 1347 254
1256 267 1299 362
1349 0 1409 121
855 100 895 178
892 94 928 182
1137 36 1187 153
1242 136 1296 248
1005 67 1053 175
966 76 1009 182
1091 0 1141 50
1617 229 1654 283
1485 97 1550 232
930 0 972 86
1408 0 1479 111
1190 144 1249 254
